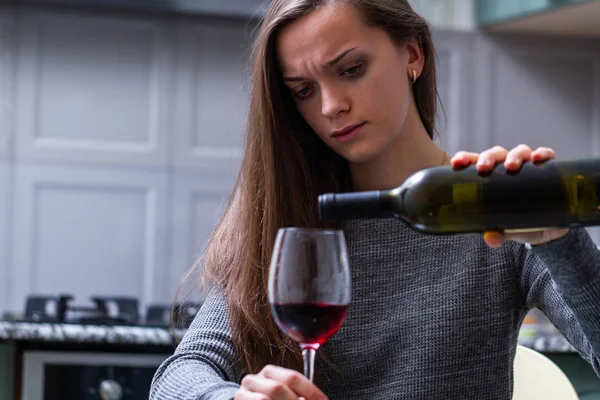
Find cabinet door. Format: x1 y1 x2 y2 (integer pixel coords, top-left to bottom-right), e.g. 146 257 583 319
168 167 236 303
171 19 253 170
10 164 169 313
14 11 173 167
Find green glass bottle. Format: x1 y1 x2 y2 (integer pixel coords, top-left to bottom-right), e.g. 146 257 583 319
318 158 600 234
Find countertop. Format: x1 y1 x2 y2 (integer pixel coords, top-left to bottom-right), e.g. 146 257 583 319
0 321 186 347
0 320 577 353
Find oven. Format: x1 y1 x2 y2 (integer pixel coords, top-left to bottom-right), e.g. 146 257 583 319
21 350 169 400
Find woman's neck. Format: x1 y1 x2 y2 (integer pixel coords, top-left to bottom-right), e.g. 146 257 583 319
349 119 449 192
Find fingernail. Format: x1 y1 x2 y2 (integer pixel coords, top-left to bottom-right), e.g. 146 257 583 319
506 156 519 165
484 231 504 248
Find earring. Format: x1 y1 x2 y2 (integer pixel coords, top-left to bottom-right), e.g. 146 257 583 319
411 70 417 84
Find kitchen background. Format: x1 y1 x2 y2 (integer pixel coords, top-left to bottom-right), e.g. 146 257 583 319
0 0 600 399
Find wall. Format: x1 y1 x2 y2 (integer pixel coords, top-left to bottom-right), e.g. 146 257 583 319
0 6 599 315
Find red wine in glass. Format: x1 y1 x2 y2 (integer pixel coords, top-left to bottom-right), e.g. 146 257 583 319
271 303 348 347
268 228 351 383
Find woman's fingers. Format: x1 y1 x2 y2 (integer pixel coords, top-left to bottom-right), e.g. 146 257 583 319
261 365 327 400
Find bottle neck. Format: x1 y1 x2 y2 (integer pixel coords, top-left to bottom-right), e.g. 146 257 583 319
318 189 402 222
380 188 406 219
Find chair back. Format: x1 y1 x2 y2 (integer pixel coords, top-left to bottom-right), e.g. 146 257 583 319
513 345 579 400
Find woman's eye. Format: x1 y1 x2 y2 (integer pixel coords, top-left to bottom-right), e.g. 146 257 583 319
294 87 312 99
343 64 364 77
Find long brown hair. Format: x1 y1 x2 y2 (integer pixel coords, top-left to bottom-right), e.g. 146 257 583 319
195 0 439 375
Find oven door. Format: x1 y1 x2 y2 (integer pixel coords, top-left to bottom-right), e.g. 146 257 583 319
21 351 169 400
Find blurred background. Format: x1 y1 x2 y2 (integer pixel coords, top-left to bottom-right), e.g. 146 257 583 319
0 0 600 398
1 0 599 317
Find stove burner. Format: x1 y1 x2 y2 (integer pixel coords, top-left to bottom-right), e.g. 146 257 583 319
25 294 140 325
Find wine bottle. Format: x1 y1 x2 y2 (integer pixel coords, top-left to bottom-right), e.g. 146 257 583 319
318 158 600 234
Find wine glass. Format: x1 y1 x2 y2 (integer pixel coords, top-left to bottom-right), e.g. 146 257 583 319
268 227 351 382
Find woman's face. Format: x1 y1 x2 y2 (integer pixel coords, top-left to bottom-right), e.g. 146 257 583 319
276 4 424 164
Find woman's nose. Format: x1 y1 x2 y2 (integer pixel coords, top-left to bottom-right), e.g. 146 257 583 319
321 86 350 119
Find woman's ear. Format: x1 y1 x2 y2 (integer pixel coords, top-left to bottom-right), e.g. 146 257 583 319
405 37 425 83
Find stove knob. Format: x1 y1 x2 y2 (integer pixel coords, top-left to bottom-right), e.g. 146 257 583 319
99 379 123 400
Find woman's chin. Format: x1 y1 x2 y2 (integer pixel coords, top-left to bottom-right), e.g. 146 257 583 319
338 147 379 165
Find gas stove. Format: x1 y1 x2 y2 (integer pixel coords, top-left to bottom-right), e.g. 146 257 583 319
3 295 203 400
20 294 201 328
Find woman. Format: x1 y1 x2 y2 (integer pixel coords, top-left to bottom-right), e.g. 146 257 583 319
150 0 600 399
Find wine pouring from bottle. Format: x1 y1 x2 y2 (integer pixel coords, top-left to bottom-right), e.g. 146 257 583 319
318 158 600 234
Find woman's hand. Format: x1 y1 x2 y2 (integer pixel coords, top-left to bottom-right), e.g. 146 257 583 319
450 144 569 248
235 365 328 400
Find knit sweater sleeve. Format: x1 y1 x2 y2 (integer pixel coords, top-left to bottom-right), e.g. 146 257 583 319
516 227 600 375
149 288 242 400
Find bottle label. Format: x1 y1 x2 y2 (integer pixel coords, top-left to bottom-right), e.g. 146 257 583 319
452 183 478 204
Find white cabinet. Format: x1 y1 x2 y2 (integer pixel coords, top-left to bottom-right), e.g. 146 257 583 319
168 168 236 302
10 164 170 312
172 20 252 170
2 8 251 313
14 11 173 166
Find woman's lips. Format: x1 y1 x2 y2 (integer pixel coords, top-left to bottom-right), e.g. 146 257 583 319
331 122 365 143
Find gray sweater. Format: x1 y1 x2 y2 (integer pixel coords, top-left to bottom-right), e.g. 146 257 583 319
149 219 600 399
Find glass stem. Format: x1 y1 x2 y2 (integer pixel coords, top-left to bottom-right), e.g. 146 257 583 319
301 345 317 382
